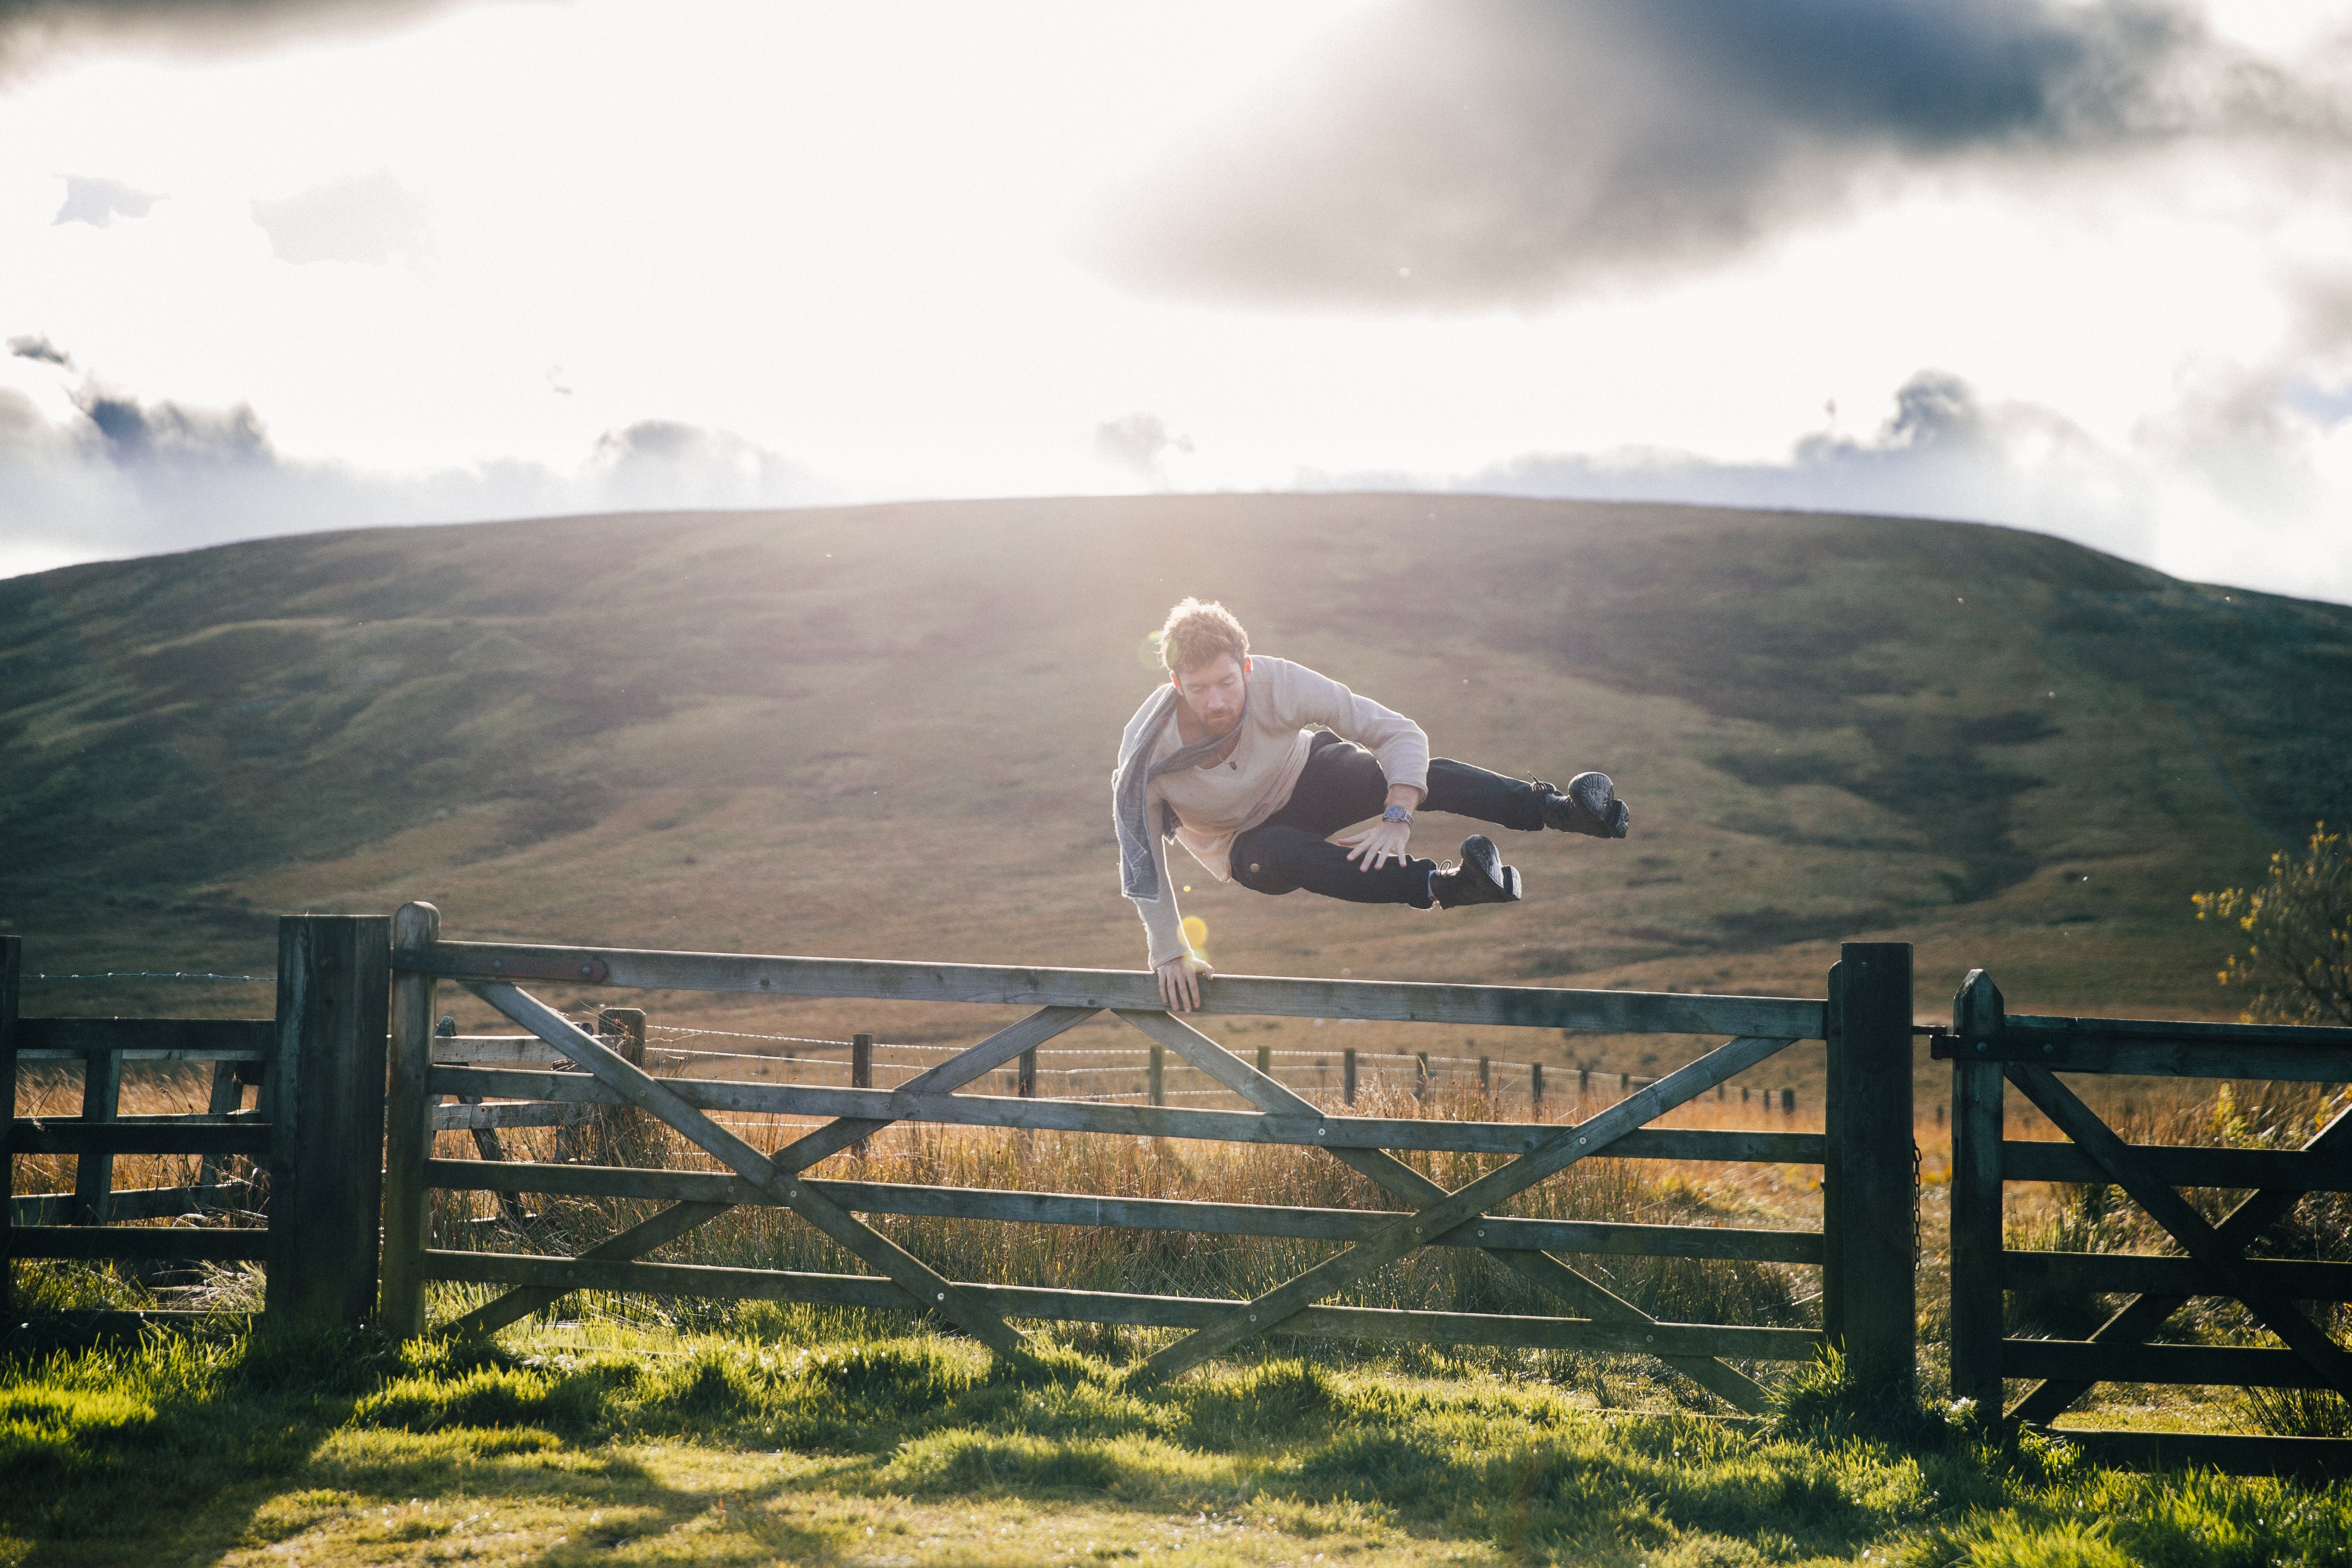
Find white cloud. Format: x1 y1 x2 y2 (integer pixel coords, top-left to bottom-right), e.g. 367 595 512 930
252 168 428 264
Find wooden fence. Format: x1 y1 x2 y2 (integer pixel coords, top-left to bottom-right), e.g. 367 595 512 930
1 920 391 1335
1938 968 2352 1476
375 904 1918 1406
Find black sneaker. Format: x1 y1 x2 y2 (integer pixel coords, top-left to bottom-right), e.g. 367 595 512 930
1541 771 1629 838
1432 834 1523 907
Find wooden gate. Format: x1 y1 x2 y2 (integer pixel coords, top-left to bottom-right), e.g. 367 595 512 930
383 904 1921 1405
1940 969 2352 1473
1 918 390 1335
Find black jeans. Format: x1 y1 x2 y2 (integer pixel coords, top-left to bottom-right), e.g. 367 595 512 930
1228 732 1549 908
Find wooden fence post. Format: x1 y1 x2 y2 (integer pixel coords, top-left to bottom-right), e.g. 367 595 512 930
1343 1048 1356 1106
71 1045 123 1225
1949 968 2007 1413
266 913 391 1332
1531 1061 1544 1111
381 902 438 1339
1256 1043 1273 1080
852 1032 874 1156
0 935 18 1321
1018 1047 1037 1097
1148 1042 1165 1107
1822 942 1917 1398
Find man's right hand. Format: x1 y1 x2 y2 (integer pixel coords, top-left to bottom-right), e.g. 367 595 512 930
1156 953 1211 1013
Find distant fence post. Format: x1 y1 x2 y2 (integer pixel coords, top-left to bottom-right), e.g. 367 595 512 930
381 902 438 1339
1531 1061 1544 1111
1343 1048 1357 1105
1017 1047 1037 1097
1148 1042 1165 1107
266 913 391 1332
0 935 18 1321
852 1033 874 1156
1256 1044 1273 1080
1948 969 2007 1413
1822 941 1916 1398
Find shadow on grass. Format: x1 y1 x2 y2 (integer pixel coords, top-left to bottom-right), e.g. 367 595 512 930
11 1322 2352 1568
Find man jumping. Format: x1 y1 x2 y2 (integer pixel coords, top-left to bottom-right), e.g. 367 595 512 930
1116 599 1630 1012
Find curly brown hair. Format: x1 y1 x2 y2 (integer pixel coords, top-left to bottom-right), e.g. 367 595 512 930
1159 599 1249 676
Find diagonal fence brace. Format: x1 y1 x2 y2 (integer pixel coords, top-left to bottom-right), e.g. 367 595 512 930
465 980 1039 1367
1127 1028 1793 1386
1116 1009 1781 1413
2008 1093 2352 1425
449 1004 1095 1336
2005 1063 2352 1401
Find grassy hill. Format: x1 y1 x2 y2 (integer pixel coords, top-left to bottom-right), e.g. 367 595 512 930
3 494 2346 1059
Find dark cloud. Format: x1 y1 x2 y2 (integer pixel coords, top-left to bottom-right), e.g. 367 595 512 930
1093 412 1193 481
74 387 273 467
7 333 70 366
1093 0 2347 309
0 0 477 80
54 174 157 226
0 382 830 580
252 170 429 265
1291 368 2157 561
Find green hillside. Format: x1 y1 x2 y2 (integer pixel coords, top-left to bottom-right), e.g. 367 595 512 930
3 494 2345 1042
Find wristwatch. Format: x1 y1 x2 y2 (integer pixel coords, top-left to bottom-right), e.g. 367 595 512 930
1382 804 1413 825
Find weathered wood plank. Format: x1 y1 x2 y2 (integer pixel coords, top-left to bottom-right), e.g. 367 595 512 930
424 1064 1825 1162
72 1044 126 1225
431 1100 585 1132
1948 971 2007 1411
421 1159 1826 1262
2001 1141 2352 1190
11 1184 232 1226
381 901 440 1340
1823 943 1915 1396
400 940 1825 1040
2004 1250 2352 1299
1131 1033 1798 1385
429 1037 568 1065
2001 1338 2329 1388
417 1251 1825 1359
16 1018 275 1058
2004 1012 2352 1048
1940 1038 2352 1082
265 914 393 1331
12 1120 273 1156
2028 1427 2352 1480
468 979 1039 1366
11 1226 270 1262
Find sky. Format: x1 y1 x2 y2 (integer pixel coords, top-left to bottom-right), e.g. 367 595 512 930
4 0 2352 600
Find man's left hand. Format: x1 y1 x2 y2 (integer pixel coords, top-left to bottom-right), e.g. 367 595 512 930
1340 818 1412 871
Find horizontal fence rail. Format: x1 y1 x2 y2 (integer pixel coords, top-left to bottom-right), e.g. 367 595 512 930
422 1063 1824 1161
393 939 1826 1040
424 1159 1828 1264
418 1250 1828 1360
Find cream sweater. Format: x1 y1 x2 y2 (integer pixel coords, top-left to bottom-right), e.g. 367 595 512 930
1121 656 1430 968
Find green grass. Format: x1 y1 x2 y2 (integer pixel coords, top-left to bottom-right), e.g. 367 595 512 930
6 1318 2352 1567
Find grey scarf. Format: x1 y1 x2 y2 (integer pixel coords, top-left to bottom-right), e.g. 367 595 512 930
1114 684 1247 903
